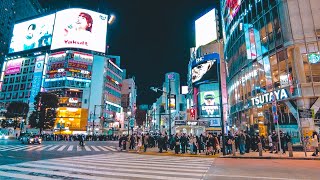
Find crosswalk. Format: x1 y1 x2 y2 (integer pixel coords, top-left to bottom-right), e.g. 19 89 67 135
0 153 213 180
0 144 117 152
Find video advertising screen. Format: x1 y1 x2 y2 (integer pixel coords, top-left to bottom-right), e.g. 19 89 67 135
191 59 218 84
5 59 24 75
225 0 241 24
8 14 55 53
51 8 108 53
199 84 221 118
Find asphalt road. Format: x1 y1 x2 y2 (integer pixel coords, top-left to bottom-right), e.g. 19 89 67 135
0 140 319 179
0 139 119 165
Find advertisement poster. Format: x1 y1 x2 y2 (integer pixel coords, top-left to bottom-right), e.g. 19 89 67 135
167 95 176 110
9 14 55 53
195 8 217 49
5 59 23 75
278 125 300 145
51 8 108 53
192 59 218 84
199 90 220 117
209 118 221 127
225 0 241 24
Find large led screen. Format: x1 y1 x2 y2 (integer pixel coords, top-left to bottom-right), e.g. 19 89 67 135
9 14 55 53
191 53 219 84
51 8 108 53
225 0 241 24
195 8 217 49
199 83 221 117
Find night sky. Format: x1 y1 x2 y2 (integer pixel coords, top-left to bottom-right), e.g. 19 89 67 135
38 0 219 105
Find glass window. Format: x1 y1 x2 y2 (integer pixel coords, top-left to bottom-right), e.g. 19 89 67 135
302 54 312 83
270 54 279 88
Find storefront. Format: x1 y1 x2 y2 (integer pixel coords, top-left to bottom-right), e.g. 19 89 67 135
222 0 320 136
54 107 88 134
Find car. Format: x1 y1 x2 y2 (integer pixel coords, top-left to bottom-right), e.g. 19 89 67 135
20 133 32 143
0 133 9 140
28 135 42 144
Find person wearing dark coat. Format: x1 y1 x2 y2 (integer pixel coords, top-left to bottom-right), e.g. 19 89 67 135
158 134 164 153
174 134 180 154
245 132 251 153
180 133 188 154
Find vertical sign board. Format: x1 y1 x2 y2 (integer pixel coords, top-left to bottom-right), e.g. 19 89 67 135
29 56 45 110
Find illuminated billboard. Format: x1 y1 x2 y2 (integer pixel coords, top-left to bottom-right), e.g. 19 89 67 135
191 53 219 84
167 95 176 110
225 0 241 24
5 59 23 75
195 8 217 49
51 8 108 53
199 83 220 118
9 14 55 53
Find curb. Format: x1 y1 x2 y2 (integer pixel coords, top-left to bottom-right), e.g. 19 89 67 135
126 151 220 158
220 156 320 160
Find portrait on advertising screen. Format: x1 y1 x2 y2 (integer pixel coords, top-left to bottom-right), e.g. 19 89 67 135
9 14 55 53
51 8 108 53
191 59 217 84
200 91 220 117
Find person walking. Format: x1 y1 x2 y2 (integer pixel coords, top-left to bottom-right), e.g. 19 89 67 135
174 133 180 154
280 131 287 154
136 134 142 153
239 131 246 155
180 133 188 154
311 131 319 156
270 131 278 153
143 133 149 152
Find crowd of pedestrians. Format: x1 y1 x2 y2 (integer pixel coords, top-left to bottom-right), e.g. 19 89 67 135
118 130 320 156
36 134 120 142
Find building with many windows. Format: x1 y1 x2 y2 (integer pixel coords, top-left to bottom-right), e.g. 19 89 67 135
221 0 320 142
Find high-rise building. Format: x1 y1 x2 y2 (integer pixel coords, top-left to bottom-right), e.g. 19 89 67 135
121 78 137 134
221 0 320 142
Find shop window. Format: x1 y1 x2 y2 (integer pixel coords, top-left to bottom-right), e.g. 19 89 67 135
19 92 24 98
9 77 14 83
22 75 27 82
270 54 279 88
3 78 8 84
0 94 4 100
25 91 30 98
6 93 11 99
2 85 7 92
27 83 32 89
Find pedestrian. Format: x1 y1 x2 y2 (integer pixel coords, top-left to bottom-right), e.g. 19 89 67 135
143 133 149 152
158 133 164 153
270 131 278 153
280 131 287 154
163 133 168 151
311 131 319 156
136 134 142 153
245 131 251 153
180 133 188 154
239 131 246 155
174 133 180 154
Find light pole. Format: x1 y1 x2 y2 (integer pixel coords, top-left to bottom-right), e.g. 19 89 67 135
150 81 173 136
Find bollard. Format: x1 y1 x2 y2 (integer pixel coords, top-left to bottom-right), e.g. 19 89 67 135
287 142 293 157
258 142 263 157
232 140 236 156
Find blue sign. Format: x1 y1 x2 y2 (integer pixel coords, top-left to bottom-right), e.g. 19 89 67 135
29 57 44 109
192 53 220 67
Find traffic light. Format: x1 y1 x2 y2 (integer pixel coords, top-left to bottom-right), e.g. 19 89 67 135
190 109 195 118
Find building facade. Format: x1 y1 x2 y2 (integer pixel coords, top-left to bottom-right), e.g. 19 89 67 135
121 78 137 134
221 0 320 141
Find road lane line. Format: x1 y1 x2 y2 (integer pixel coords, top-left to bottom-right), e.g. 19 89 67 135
24 145 44 151
208 174 297 180
77 146 82 151
90 146 100 151
97 146 109 151
36 145 53 151
0 170 54 180
67 145 73 151
84 146 91 151
57 145 67 151
46 145 60 151
104 146 117 151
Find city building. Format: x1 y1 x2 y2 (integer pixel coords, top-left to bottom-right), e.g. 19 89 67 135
0 7 124 135
121 78 137 134
221 0 320 142
185 8 227 135
150 72 188 135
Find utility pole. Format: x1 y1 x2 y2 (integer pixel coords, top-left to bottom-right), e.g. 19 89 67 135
168 80 171 136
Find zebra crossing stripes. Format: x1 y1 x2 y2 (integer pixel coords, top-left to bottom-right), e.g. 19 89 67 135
57 145 67 151
0 145 117 152
67 145 73 151
0 153 213 180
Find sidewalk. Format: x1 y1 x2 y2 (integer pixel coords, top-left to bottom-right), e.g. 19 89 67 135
126 147 320 160
221 151 320 160
126 147 220 158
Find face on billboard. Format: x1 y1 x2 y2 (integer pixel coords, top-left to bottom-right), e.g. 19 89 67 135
192 60 216 84
9 14 55 53
51 8 108 53
200 91 220 117
195 8 217 49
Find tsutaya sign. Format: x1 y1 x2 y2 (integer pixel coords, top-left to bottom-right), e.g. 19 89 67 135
251 89 289 106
